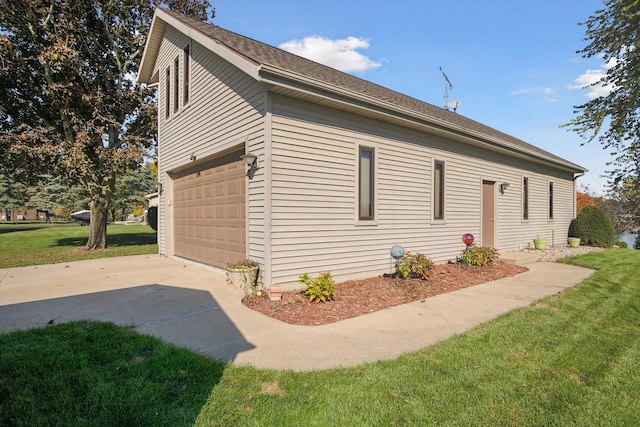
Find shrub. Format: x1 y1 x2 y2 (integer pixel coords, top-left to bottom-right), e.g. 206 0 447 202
574 206 615 247
615 240 628 248
459 244 499 266
298 272 336 303
395 252 434 281
635 235 640 250
568 218 578 237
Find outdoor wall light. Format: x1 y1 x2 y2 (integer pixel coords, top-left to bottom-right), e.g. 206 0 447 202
241 152 258 170
500 181 510 194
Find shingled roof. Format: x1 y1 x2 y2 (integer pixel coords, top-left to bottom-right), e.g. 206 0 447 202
141 8 585 173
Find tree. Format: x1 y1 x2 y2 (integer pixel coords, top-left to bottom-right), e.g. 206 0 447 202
0 0 211 249
602 177 640 235
0 174 32 220
110 164 156 221
28 174 90 219
564 0 640 190
576 190 602 216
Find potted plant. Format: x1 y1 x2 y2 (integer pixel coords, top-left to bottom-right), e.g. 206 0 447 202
225 259 259 293
568 237 581 248
533 236 547 250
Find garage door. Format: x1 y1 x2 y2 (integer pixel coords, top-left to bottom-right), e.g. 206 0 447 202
172 149 246 267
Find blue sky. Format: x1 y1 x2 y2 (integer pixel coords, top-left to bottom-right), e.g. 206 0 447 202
211 0 610 195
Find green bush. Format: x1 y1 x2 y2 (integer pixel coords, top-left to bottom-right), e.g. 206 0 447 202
298 272 336 303
460 244 499 266
395 252 434 280
574 206 616 247
615 240 629 248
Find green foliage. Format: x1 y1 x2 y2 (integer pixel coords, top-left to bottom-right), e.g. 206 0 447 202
460 244 500 266
603 178 640 236
27 174 90 218
110 164 157 221
396 252 434 280
575 205 616 247
0 0 212 248
563 0 639 188
0 174 32 220
298 272 336 303
225 259 259 269
615 240 628 248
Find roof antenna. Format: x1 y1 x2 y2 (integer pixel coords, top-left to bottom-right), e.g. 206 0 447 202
440 67 460 113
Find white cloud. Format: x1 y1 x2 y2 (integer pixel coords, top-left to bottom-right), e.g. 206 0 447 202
568 58 616 99
510 86 558 102
279 36 381 73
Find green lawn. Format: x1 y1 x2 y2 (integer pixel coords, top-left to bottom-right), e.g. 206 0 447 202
0 222 157 268
1 250 639 426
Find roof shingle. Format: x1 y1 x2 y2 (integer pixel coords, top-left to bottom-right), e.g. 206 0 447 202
160 8 585 172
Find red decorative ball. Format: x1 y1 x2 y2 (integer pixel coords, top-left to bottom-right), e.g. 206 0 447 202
462 233 474 245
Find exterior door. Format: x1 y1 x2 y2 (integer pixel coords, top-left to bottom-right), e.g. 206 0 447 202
482 180 496 248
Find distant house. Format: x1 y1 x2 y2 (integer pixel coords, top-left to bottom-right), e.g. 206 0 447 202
138 8 586 289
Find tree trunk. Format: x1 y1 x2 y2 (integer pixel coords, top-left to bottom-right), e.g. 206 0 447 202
85 196 109 250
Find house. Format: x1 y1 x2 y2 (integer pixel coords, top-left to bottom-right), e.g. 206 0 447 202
138 8 587 290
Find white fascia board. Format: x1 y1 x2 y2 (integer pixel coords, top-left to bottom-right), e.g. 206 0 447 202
138 12 166 84
157 9 260 81
258 63 585 173
138 9 260 84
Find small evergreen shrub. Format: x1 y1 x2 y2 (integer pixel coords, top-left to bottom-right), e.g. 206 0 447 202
574 206 615 247
459 244 499 266
615 240 628 248
298 272 336 303
395 252 434 281
568 218 578 237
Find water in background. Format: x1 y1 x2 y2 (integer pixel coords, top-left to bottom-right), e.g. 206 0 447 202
618 232 638 248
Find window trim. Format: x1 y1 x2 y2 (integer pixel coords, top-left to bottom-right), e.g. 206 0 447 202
522 176 529 221
358 145 375 222
183 43 191 107
433 160 445 220
173 56 179 113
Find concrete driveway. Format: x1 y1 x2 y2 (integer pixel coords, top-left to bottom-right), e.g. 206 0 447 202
0 255 595 371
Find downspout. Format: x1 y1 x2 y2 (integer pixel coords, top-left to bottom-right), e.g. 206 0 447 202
573 172 586 218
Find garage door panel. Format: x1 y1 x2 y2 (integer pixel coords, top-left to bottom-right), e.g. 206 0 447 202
173 149 246 267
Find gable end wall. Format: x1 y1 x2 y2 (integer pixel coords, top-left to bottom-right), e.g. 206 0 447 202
154 26 266 263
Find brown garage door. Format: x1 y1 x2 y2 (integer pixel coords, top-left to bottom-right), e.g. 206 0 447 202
172 149 245 267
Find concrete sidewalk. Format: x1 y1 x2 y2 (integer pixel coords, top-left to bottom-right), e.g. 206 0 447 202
0 255 595 371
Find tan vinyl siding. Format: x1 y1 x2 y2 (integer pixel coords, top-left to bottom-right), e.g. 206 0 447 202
269 96 576 289
154 27 266 262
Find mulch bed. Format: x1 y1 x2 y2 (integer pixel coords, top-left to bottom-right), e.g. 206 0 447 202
243 262 528 325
